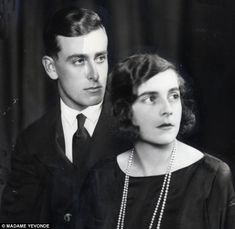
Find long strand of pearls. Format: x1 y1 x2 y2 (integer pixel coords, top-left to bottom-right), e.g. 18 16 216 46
117 149 134 229
149 144 176 229
116 142 176 229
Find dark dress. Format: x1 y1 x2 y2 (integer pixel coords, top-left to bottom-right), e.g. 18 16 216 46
77 153 235 229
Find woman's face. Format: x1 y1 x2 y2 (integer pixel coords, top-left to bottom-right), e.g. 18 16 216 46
132 69 182 145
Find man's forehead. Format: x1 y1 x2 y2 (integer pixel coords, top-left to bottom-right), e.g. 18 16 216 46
57 28 108 56
56 28 108 55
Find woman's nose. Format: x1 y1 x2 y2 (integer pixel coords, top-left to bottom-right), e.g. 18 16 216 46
160 99 173 116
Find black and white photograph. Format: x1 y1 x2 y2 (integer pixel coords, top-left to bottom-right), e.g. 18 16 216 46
0 0 235 228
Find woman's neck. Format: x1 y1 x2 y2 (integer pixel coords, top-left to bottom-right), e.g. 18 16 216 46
132 140 176 176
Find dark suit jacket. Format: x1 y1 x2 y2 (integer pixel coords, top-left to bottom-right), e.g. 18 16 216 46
0 100 132 228
0 148 10 208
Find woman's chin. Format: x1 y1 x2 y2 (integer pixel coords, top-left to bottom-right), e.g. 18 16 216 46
141 136 177 146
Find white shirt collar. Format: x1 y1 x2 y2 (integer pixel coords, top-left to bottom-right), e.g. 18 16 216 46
60 99 103 162
60 99 102 132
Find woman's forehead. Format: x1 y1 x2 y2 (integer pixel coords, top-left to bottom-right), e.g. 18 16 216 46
136 69 179 95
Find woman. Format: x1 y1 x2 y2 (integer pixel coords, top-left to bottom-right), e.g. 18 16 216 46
77 54 235 229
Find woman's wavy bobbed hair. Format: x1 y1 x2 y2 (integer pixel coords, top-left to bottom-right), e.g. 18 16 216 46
109 54 196 141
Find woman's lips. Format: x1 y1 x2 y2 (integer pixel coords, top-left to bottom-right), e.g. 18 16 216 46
157 123 174 130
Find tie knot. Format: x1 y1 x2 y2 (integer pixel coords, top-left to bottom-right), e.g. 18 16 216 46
76 113 86 130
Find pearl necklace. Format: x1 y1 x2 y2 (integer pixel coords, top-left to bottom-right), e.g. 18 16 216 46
116 142 176 229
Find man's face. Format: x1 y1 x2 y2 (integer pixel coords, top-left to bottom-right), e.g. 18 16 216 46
53 28 108 110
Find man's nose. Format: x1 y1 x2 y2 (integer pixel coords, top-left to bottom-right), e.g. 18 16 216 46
86 61 99 81
160 99 173 116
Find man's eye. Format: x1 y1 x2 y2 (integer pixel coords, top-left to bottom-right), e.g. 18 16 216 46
95 55 107 63
73 58 85 65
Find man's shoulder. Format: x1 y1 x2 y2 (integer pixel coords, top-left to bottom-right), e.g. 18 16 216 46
19 106 59 141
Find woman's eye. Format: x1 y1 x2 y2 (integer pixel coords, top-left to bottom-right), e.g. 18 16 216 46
142 95 157 104
169 93 180 101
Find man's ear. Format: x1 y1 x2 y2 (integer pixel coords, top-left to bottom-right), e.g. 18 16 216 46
42 56 58 80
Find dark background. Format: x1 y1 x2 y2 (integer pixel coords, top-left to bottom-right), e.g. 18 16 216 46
0 0 235 193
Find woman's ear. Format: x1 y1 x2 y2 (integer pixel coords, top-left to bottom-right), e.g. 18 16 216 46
129 108 137 126
42 56 58 80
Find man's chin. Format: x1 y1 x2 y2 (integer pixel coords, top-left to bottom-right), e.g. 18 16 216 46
84 97 104 106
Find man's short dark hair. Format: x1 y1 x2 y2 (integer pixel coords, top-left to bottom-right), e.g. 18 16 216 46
43 7 105 58
109 54 196 141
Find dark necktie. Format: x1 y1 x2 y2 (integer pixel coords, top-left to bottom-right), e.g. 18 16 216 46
72 114 90 166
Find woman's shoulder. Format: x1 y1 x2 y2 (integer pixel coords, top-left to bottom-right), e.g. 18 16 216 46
116 150 132 174
175 142 232 180
174 141 204 171
189 151 234 193
203 153 232 179
201 154 235 204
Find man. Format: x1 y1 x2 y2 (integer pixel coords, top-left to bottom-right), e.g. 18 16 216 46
0 7 131 227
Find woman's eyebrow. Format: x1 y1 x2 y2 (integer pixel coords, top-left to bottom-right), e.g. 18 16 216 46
137 91 158 98
138 87 179 97
169 87 180 93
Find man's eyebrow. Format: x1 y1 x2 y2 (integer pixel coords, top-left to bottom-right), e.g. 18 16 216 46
95 51 108 57
66 51 108 62
66 54 87 62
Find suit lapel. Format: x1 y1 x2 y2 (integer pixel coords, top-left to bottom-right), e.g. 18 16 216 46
54 112 66 158
80 100 116 169
34 105 72 170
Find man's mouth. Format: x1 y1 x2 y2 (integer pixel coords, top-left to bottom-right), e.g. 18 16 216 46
84 86 102 92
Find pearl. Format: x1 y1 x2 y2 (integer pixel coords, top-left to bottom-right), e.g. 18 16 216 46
116 142 176 229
